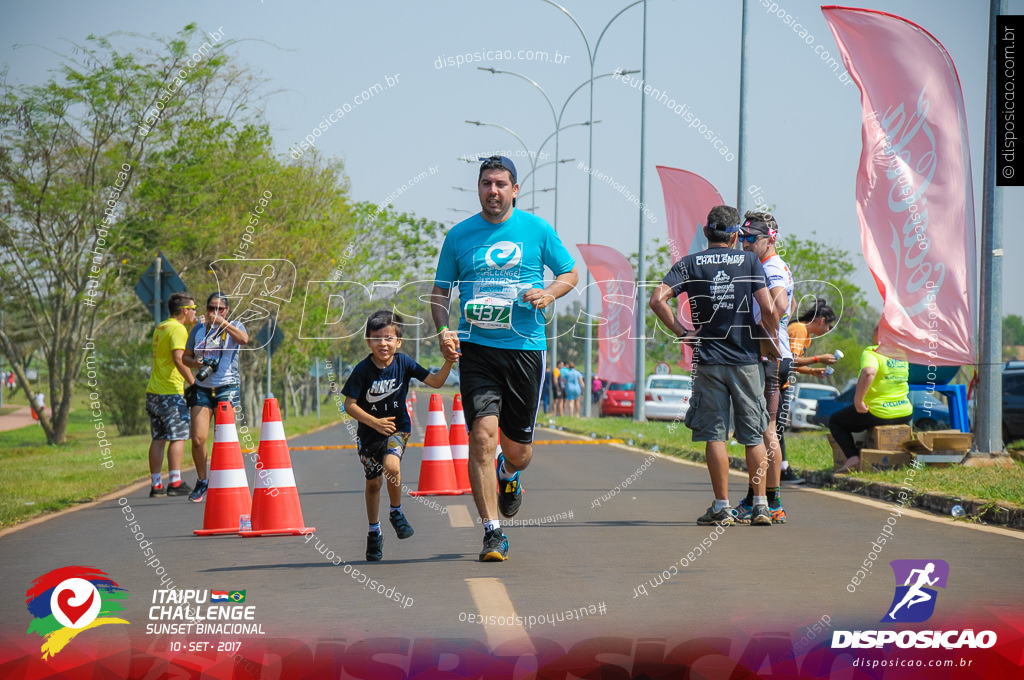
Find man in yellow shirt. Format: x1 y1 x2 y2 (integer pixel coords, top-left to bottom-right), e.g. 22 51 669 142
146 293 197 496
829 324 912 472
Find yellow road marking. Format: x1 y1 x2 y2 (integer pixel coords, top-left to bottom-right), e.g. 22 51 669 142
447 505 475 528
466 577 536 654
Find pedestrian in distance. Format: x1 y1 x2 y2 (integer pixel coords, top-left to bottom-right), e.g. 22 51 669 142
431 154 578 561
145 292 197 497
552 360 566 416
341 310 454 562
183 292 249 503
562 362 584 416
649 205 780 527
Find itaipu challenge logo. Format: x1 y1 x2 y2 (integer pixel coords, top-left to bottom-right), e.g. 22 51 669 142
25 566 129 659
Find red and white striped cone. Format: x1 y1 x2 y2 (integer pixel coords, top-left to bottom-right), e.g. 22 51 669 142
409 393 462 496
195 401 252 536
239 397 314 537
449 394 472 493
407 389 419 437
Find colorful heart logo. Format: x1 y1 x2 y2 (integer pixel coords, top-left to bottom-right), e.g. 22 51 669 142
49 578 101 629
56 587 95 626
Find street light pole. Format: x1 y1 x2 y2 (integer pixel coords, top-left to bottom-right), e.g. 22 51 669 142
635 0 649 422
538 0 644 417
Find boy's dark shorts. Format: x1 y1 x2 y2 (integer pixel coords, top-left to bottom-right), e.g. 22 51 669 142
358 432 410 481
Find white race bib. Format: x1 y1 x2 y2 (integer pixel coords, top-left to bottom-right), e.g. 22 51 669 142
464 296 513 329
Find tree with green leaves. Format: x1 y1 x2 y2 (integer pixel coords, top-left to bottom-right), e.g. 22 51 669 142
1004 314 1024 351
0 25 260 443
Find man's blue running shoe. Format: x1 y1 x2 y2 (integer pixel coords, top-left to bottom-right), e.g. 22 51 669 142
479 529 509 562
496 453 522 518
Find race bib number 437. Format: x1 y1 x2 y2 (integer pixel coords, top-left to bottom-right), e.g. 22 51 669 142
465 297 513 329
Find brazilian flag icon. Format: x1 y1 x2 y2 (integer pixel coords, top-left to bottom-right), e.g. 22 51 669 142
228 590 246 603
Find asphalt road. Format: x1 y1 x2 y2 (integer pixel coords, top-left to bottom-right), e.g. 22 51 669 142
2 394 1022 678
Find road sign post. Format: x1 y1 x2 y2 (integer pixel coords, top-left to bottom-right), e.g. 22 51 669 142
257 320 285 400
134 253 186 325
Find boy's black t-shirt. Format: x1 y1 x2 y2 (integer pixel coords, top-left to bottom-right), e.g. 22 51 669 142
662 246 768 366
341 353 429 446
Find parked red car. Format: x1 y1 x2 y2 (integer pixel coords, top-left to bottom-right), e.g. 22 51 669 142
600 381 635 417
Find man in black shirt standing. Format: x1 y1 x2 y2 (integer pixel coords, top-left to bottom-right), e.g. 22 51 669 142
649 205 780 527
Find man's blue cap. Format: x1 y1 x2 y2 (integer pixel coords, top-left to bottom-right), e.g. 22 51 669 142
478 155 517 184
479 155 518 207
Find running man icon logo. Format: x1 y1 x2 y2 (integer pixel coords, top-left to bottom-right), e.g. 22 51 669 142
209 259 296 350
883 559 950 623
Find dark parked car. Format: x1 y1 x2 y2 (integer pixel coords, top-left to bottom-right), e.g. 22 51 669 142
600 382 635 417
1004 361 1024 443
812 386 951 430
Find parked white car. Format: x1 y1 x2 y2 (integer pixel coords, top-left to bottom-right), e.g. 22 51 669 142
789 382 840 430
644 374 692 421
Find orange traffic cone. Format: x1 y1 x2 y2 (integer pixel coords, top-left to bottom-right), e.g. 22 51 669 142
449 394 472 493
409 393 463 496
407 389 419 436
195 401 252 536
240 398 314 537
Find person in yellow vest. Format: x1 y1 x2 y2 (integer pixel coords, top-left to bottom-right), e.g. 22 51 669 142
829 323 912 472
145 292 198 496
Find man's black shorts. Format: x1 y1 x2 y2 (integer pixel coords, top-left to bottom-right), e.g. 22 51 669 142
459 341 544 444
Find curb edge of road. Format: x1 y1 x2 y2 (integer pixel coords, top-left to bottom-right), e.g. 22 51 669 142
551 428 1024 532
0 419 340 540
0 474 165 540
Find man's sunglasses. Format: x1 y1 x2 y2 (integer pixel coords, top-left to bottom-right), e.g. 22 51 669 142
738 234 767 244
207 305 228 312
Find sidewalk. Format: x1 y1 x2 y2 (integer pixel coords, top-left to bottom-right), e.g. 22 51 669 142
0 406 38 432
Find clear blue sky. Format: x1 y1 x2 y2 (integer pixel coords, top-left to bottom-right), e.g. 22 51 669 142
2 0 1018 324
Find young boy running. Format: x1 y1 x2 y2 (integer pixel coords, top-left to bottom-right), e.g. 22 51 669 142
342 310 454 561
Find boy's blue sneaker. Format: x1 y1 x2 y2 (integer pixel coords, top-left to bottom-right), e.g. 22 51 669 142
496 453 522 518
366 531 384 561
389 510 414 539
479 529 509 562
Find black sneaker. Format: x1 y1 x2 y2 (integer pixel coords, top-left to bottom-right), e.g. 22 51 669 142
188 479 209 503
780 467 805 485
366 531 384 561
479 529 509 562
496 454 522 518
389 510 414 539
149 483 166 497
166 480 192 497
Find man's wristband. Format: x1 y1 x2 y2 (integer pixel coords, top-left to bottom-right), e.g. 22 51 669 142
439 326 448 334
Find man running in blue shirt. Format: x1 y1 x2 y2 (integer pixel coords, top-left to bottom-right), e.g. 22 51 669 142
430 155 578 561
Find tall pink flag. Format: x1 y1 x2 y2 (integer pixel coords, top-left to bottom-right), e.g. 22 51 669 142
577 244 635 384
656 166 725 370
823 6 976 366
